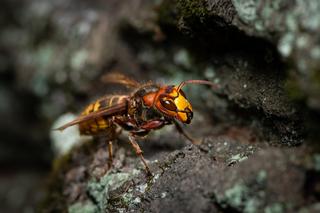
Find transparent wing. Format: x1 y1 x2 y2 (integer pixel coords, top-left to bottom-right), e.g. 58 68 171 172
101 72 140 88
54 101 127 131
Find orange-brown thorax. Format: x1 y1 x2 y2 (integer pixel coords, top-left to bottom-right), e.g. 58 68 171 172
142 85 193 123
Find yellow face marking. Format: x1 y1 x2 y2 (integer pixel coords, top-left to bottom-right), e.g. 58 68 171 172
171 87 193 123
174 96 192 122
173 94 191 110
170 89 178 97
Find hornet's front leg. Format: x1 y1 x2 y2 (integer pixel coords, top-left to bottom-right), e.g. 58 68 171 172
174 121 201 145
128 134 152 176
126 119 167 176
139 119 167 130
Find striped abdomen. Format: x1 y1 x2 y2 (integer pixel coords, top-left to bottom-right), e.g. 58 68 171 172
79 95 128 135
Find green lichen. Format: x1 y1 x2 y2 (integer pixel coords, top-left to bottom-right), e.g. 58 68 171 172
34 44 55 70
278 33 294 57
121 192 134 205
106 190 137 211
256 170 267 184
86 170 140 212
224 184 249 208
158 0 211 26
298 203 320 213
215 170 268 213
30 44 56 96
174 49 191 68
231 0 258 24
108 171 160 211
243 198 261 213
221 183 263 213
177 0 209 20
232 0 284 32
233 0 320 87
204 66 216 79
71 49 88 70
68 201 98 213
264 203 284 213
311 47 320 59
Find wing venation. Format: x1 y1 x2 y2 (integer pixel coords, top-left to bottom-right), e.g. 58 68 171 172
54 101 127 131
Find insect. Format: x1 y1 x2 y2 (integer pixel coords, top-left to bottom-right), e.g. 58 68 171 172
56 73 218 176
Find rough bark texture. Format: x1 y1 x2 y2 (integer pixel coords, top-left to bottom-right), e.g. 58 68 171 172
1 0 320 212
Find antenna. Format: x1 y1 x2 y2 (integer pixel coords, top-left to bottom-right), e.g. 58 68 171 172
176 80 220 92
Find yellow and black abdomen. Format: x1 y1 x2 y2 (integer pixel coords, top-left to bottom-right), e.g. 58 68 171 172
79 95 127 136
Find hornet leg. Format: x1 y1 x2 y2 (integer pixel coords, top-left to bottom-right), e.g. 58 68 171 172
108 140 113 169
174 121 201 145
128 134 152 176
106 125 120 169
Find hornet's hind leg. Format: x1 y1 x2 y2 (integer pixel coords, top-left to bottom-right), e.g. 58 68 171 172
105 126 122 169
128 134 152 176
107 140 113 169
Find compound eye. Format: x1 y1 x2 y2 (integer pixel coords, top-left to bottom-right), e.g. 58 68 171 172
160 98 177 111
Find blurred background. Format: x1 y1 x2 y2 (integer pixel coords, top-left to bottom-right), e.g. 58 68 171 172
2 0 320 212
